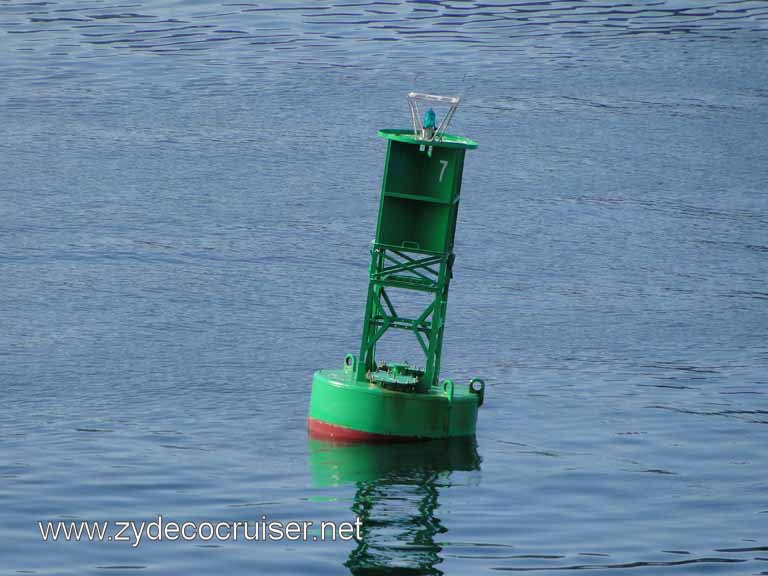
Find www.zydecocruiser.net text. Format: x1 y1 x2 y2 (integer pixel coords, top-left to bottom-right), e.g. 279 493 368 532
38 515 363 547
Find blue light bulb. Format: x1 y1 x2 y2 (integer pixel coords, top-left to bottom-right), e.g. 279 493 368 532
423 108 436 129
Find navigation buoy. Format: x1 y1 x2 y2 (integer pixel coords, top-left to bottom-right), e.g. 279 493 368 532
308 92 484 441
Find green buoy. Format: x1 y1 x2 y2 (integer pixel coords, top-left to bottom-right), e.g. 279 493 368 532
308 93 485 441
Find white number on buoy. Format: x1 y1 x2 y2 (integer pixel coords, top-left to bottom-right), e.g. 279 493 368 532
439 160 449 183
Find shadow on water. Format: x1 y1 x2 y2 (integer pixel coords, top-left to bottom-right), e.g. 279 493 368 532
307 437 481 576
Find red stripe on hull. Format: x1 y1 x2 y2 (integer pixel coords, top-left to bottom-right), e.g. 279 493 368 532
307 418 421 443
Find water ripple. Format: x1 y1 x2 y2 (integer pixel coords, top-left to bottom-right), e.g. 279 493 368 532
2 0 767 69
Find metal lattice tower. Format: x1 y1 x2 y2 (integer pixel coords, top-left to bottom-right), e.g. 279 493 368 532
357 94 470 393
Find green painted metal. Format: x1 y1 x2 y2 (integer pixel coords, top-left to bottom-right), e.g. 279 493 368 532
310 365 482 439
308 126 483 440
358 130 476 393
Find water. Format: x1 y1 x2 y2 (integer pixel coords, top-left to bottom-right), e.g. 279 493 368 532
2 1 767 574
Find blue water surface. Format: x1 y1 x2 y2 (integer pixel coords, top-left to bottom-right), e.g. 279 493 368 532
1 1 767 574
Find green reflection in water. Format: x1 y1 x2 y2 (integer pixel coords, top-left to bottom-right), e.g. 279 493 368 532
308 438 481 575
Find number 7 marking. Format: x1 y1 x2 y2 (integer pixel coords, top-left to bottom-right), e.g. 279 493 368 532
439 160 449 183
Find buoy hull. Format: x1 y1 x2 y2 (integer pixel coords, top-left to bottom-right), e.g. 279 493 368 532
308 369 480 442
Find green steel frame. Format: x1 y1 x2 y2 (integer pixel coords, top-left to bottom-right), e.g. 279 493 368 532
356 246 453 392
356 132 476 393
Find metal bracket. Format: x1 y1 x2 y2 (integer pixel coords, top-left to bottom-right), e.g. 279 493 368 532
408 92 460 143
